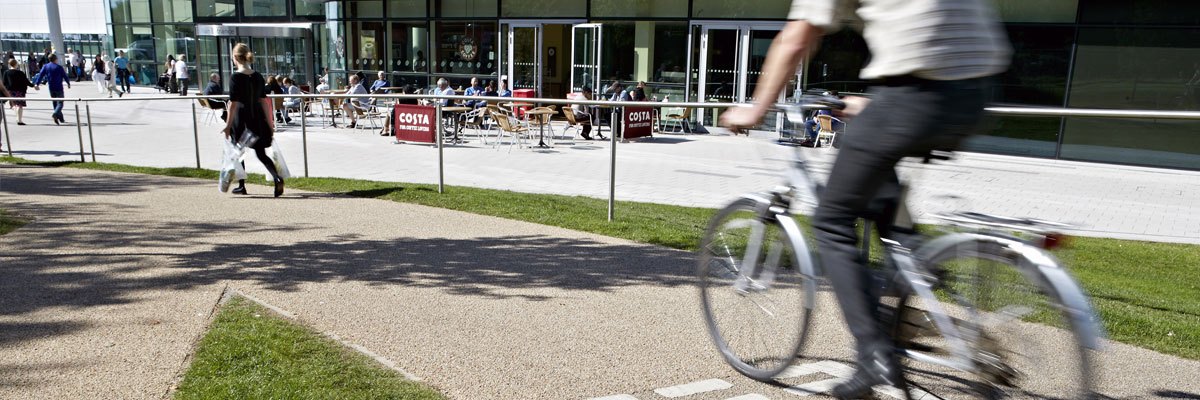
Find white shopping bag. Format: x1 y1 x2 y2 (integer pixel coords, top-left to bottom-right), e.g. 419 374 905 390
270 144 291 180
218 138 248 192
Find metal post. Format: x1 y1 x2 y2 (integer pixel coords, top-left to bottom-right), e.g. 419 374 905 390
192 102 200 169
436 102 444 194
1 105 11 158
74 103 85 162
301 104 309 177
85 104 96 163
608 106 619 221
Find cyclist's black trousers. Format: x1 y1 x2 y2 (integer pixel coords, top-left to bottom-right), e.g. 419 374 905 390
812 76 992 367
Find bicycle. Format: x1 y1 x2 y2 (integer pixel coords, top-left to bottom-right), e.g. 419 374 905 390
697 96 1104 398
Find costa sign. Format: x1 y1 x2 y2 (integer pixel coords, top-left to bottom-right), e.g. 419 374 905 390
622 106 654 140
393 104 437 143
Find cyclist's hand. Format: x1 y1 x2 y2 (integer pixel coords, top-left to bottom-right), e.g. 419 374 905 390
721 106 765 134
833 96 870 120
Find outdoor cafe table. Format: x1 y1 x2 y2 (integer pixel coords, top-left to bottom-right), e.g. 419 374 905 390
524 108 558 148
441 106 473 143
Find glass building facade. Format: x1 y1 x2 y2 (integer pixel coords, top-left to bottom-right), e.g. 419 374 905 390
102 0 1200 170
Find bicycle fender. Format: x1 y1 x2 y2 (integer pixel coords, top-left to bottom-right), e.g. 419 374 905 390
914 233 1105 350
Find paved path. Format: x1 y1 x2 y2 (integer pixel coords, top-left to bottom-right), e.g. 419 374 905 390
3 85 1199 244
2 166 1198 399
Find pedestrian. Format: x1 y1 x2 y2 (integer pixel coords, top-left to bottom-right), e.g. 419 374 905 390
92 53 108 94
74 49 84 81
264 75 284 122
104 55 123 98
26 53 38 79
115 50 131 93
221 43 284 197
572 86 595 140
203 73 227 121
0 74 7 151
33 53 71 125
4 58 39 125
175 54 190 96
164 55 176 93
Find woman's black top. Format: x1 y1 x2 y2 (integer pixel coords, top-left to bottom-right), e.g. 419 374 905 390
265 81 283 95
229 71 273 148
3 69 33 92
94 58 106 74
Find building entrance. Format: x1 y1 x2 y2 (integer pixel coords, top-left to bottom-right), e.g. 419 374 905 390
500 20 584 100
688 22 788 130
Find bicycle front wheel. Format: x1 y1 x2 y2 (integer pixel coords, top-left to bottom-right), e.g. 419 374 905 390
698 198 818 382
900 237 1095 399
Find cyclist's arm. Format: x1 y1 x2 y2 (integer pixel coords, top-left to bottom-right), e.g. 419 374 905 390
722 21 822 128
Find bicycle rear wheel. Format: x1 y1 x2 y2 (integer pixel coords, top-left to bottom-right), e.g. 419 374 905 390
898 239 1095 399
698 198 818 381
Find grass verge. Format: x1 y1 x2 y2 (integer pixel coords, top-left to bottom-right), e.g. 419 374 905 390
175 296 444 400
4 156 1198 359
0 208 29 236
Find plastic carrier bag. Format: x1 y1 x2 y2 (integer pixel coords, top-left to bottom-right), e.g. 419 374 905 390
270 144 291 180
218 137 248 192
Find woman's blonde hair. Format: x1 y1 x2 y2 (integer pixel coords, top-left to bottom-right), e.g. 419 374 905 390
232 43 254 66
7 58 15 68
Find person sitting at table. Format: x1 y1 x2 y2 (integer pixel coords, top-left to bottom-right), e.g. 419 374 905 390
433 78 455 106
339 74 370 128
316 76 330 94
370 70 389 94
482 81 498 98
203 73 227 121
398 84 420 105
282 77 303 123
463 76 485 108
573 86 596 140
497 78 512 97
631 81 648 101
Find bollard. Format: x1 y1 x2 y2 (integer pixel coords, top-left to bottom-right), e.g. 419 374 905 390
436 102 444 194
608 107 619 221
301 103 309 177
192 102 200 169
74 103 85 162
85 104 96 163
1 105 11 158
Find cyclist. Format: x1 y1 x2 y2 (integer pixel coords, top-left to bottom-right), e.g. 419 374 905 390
721 1 1011 397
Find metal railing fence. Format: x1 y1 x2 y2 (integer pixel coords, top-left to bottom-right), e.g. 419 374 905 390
2 92 1200 221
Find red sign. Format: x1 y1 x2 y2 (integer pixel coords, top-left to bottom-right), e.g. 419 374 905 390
393 104 437 143
622 107 654 140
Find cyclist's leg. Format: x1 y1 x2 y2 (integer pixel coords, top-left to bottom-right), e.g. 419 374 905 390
812 77 992 381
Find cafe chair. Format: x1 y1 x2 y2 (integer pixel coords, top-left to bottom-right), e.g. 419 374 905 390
561 106 592 141
814 114 839 148
490 111 529 152
663 107 692 133
461 107 492 143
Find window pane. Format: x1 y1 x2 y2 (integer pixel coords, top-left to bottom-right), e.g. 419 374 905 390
111 0 131 24
152 25 197 68
805 30 869 94
244 0 286 16
197 0 237 17
390 22 429 73
691 0 789 19
994 0 1077 23
388 0 427 18
130 0 151 22
591 0 687 18
348 21 387 72
296 0 325 15
439 0 497 18
432 21 498 76
348 0 384 18
1061 27 1200 168
1079 0 1200 26
152 0 194 22
501 0 584 18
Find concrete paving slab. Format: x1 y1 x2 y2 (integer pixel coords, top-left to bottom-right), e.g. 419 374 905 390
2 166 1198 399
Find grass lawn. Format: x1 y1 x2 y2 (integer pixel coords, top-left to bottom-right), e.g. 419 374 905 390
175 296 444 400
4 156 1198 360
0 208 28 236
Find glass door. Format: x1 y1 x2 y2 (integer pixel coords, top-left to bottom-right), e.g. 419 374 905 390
507 23 542 96
571 23 601 93
689 22 786 129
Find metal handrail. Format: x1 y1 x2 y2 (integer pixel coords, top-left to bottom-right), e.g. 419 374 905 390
4 92 1200 222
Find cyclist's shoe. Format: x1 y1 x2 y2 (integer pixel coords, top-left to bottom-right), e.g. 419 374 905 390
831 351 903 399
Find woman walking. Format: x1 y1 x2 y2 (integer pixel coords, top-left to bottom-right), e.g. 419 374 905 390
3 58 39 125
92 54 108 94
222 43 284 197
104 55 123 98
